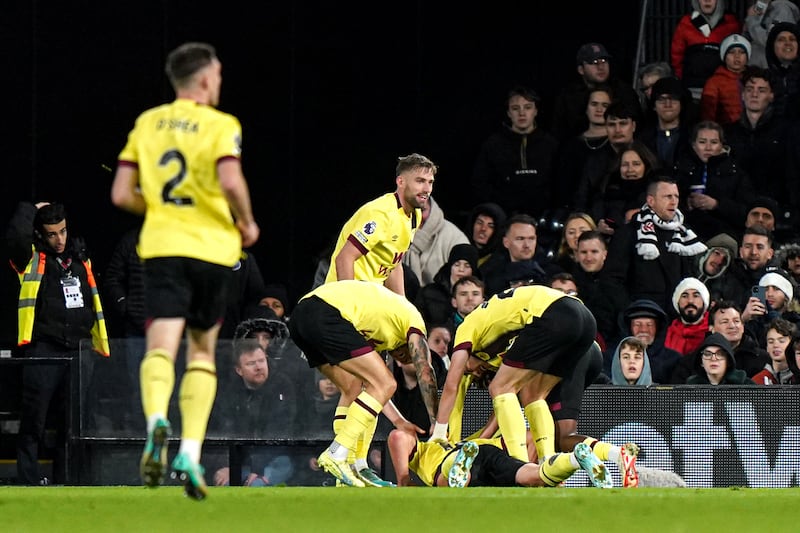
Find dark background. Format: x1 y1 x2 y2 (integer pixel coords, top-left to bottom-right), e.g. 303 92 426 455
1 1 643 346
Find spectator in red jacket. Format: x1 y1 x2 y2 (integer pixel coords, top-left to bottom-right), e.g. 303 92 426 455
671 0 741 101
701 34 751 125
666 277 711 355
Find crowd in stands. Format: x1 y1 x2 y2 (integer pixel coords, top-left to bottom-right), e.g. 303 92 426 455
8 0 800 487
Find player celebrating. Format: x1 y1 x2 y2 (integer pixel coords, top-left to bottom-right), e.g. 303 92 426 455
111 42 259 500
288 280 439 487
325 153 436 295
322 153 437 486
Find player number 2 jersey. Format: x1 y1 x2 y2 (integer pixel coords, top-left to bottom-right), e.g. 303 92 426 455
118 98 243 266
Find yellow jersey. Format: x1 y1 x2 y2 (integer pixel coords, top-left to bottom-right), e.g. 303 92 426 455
410 437 501 486
301 280 426 351
118 98 242 266
325 193 420 283
453 285 569 357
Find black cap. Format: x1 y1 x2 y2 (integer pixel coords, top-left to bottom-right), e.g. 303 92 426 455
577 42 611 65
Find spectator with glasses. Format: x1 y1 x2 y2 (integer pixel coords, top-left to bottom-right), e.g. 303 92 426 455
686 332 753 384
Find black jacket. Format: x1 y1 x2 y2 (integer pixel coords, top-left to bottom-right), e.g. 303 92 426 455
673 150 755 241
6 202 95 350
471 126 559 218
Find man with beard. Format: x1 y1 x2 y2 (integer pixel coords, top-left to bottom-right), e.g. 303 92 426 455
665 277 711 355
325 153 437 296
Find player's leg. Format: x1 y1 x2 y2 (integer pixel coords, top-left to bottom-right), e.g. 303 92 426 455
168 258 231 500
488 365 538 461
324 366 388 486
519 380 557 462
581 435 640 488
139 258 189 487
318 352 396 487
139 318 183 488
169 324 221 500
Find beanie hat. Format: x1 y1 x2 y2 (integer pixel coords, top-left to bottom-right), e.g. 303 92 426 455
446 243 480 277
747 195 780 222
649 76 683 106
672 277 710 314
760 269 794 302
262 283 290 313
720 34 751 61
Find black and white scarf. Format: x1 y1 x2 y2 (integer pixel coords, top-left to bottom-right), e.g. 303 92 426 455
635 205 707 260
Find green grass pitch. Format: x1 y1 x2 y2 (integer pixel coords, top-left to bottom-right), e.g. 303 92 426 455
2 486 799 532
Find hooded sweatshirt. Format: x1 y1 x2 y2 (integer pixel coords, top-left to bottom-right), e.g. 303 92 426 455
686 332 752 384
765 21 800 118
610 336 654 386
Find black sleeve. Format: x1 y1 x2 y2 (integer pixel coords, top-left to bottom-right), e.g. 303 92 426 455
5 202 37 271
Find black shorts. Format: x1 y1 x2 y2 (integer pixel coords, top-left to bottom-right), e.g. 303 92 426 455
502 296 597 377
548 341 603 421
288 296 373 368
143 257 233 330
468 444 525 487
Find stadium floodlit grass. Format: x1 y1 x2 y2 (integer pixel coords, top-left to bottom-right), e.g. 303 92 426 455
3 486 800 532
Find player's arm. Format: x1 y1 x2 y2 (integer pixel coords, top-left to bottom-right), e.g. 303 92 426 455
408 331 439 428
218 159 259 248
478 413 499 439
387 428 417 487
432 347 469 441
111 165 146 215
382 400 425 436
384 262 405 296
333 239 363 280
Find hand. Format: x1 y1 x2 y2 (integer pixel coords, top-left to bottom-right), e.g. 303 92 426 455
214 467 230 486
742 296 766 322
689 192 717 211
237 220 260 248
597 219 615 236
393 418 425 436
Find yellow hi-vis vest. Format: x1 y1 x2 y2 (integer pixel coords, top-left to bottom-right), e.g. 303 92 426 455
15 248 110 357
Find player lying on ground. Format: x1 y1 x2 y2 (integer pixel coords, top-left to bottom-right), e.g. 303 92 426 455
387 429 609 488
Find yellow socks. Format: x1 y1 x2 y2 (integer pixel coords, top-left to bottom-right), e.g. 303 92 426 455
584 437 611 461
332 391 383 454
355 414 378 467
539 452 578 487
524 399 555 461
140 349 175 423
493 393 528 462
178 360 217 443
332 406 356 464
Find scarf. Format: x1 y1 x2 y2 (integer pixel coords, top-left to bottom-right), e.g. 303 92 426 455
635 204 707 260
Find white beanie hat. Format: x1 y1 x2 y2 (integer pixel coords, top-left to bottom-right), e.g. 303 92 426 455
760 272 794 302
720 34 751 61
672 277 710 313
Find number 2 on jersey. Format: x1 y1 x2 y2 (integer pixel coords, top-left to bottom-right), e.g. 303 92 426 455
160 149 194 206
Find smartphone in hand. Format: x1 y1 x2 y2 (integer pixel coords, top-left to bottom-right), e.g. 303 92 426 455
752 285 768 307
